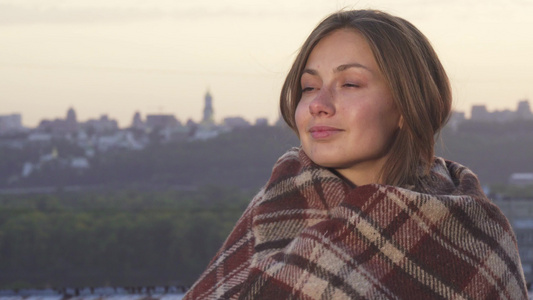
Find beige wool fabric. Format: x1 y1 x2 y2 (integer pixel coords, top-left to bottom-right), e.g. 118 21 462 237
184 147 528 300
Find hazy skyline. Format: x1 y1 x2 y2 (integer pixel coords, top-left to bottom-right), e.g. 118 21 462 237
1 0 532 127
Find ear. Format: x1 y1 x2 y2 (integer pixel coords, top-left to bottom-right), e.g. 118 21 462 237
398 116 404 129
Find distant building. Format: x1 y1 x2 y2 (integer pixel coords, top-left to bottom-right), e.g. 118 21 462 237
27 132 52 143
193 129 221 140
201 90 215 128
21 162 34 177
66 107 78 131
186 119 197 128
470 105 491 121
469 100 533 123
509 173 533 186
255 118 269 126
188 89 223 140
38 107 79 135
131 111 145 130
223 117 250 129
446 111 466 130
96 131 145 151
145 114 180 129
71 157 90 169
517 100 533 120
0 114 24 134
492 109 515 123
493 198 533 284
83 115 118 133
40 147 59 163
274 115 288 127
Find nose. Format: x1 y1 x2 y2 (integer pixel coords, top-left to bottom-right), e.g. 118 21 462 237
309 88 335 117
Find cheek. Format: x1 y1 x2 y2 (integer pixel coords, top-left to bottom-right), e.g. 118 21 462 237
346 101 398 136
380 104 401 130
373 108 401 144
294 101 307 133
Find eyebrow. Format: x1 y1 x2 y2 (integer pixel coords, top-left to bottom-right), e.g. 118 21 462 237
337 63 371 72
302 63 372 76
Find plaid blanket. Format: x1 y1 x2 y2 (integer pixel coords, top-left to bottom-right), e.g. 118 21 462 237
184 148 528 299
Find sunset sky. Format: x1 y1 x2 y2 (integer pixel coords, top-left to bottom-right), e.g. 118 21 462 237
1 0 532 127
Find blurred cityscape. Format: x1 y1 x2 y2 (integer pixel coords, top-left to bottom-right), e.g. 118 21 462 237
0 90 277 148
1 92 533 190
0 91 284 185
1 91 531 151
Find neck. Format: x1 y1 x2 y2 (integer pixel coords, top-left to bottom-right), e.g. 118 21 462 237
334 157 387 186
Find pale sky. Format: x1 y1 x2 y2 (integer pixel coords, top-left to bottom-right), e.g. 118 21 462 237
1 0 532 127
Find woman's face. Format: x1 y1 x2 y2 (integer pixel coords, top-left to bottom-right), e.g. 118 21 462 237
295 29 401 185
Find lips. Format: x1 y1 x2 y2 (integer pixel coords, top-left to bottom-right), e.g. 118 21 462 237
308 126 343 139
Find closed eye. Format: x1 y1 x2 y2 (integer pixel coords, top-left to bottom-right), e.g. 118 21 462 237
302 87 315 93
343 83 360 88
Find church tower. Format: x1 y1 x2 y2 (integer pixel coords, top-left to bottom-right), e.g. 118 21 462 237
66 107 78 132
131 111 145 129
202 90 215 126
66 107 77 124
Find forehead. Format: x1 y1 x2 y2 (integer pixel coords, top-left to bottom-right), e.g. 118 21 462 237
305 29 378 70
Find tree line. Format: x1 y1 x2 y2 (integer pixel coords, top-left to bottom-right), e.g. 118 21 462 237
0 186 254 289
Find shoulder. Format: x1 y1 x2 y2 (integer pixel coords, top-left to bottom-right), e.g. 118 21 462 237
272 147 301 169
414 157 486 199
406 157 512 228
265 147 305 187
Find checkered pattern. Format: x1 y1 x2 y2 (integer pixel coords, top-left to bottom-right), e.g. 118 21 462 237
184 148 528 300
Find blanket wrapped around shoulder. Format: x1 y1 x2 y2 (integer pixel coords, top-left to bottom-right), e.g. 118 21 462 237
184 148 528 300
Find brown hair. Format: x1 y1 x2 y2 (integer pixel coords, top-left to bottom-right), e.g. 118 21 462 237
280 10 452 187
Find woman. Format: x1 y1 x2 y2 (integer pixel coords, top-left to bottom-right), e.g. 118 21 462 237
184 10 528 299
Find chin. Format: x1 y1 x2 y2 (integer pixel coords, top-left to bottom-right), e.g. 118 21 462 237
306 154 344 169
